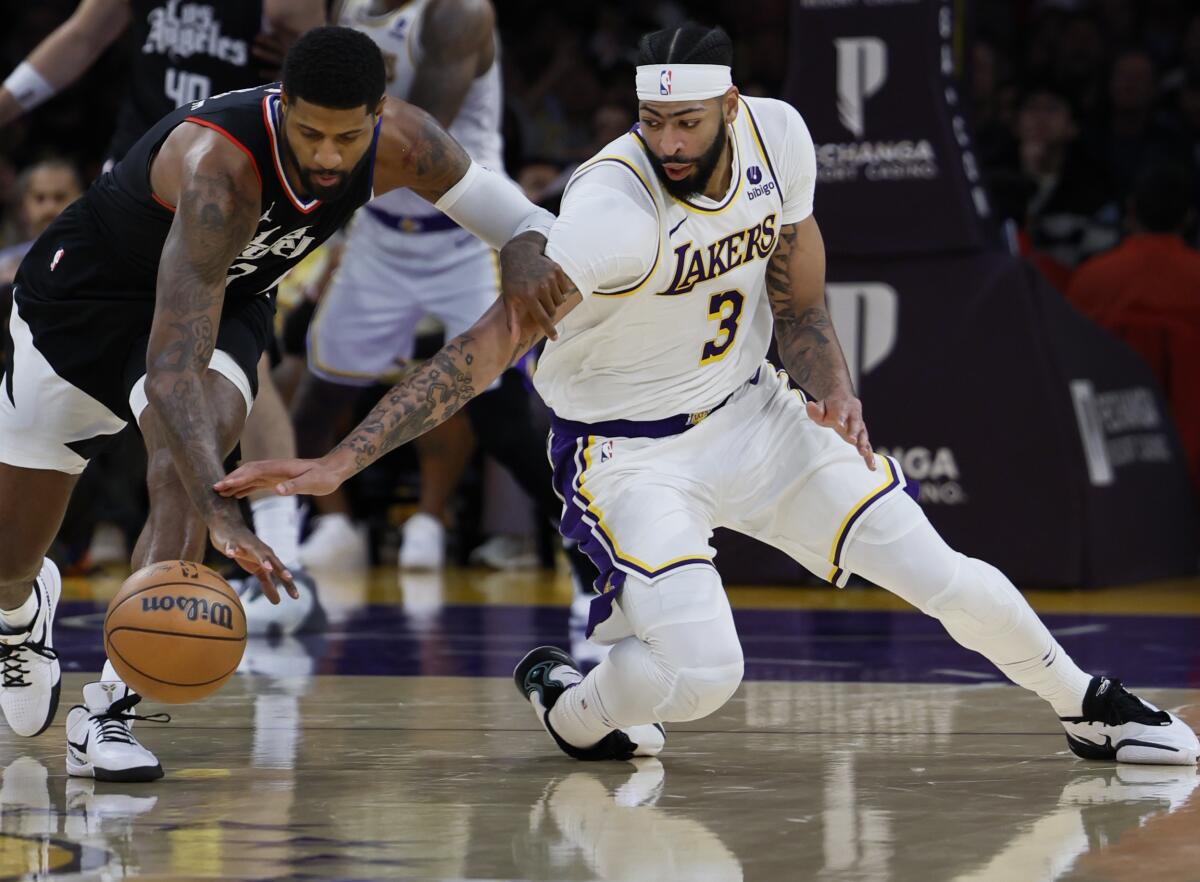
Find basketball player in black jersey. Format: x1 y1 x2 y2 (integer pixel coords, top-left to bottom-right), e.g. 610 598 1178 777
0 26 569 781
1 0 331 634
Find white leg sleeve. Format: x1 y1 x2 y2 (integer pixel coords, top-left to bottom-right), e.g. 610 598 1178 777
549 568 744 746
844 494 1092 716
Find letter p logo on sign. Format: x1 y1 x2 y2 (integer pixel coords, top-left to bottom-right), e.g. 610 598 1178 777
835 37 888 138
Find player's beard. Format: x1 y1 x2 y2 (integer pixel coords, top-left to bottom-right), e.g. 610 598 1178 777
279 128 366 201
647 123 728 200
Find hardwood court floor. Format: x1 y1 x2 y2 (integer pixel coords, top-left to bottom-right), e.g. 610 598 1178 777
0 566 1195 881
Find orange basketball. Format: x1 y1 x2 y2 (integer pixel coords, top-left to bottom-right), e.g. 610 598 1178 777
104 560 247 704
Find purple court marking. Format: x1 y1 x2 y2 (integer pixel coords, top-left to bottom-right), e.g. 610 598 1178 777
53 601 1200 688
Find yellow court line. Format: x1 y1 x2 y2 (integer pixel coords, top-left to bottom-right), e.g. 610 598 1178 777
64 571 1200 617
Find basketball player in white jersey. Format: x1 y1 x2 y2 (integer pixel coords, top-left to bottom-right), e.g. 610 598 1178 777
218 24 1199 765
295 0 551 570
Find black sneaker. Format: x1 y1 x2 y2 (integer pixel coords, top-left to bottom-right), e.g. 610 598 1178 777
1060 676 1198 765
513 646 665 761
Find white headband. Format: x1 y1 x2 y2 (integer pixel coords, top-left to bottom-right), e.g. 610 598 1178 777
635 64 732 102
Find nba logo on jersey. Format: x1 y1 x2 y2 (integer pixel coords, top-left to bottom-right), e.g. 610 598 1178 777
747 166 763 184
660 69 672 95
50 248 64 271
600 440 614 462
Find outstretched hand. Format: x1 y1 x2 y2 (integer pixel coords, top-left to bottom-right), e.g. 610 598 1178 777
806 395 875 470
214 457 346 499
208 516 297 604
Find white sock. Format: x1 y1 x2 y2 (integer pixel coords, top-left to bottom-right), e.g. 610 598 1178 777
995 640 1093 718
0 589 38 631
548 669 616 748
250 496 302 571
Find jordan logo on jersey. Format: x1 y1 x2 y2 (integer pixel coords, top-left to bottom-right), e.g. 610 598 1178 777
659 214 778 297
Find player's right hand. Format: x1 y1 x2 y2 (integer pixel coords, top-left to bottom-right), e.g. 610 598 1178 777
207 516 297 604
214 457 346 499
499 232 573 341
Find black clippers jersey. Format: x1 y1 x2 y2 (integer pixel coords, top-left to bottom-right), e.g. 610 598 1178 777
80 83 378 301
107 0 266 162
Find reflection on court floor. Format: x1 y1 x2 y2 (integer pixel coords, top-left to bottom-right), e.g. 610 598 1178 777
0 566 1194 881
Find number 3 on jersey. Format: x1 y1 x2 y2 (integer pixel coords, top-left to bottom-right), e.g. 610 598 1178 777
700 289 745 365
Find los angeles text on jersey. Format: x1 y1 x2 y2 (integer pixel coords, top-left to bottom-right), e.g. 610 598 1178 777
659 213 777 297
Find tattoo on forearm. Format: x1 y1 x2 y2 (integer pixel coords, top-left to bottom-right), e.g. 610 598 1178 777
766 224 851 399
146 164 258 522
334 336 484 472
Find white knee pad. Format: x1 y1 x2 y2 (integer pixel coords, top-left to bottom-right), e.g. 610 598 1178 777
652 657 744 722
618 569 745 723
923 554 1023 644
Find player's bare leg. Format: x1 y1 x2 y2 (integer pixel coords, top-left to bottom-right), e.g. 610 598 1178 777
72 370 249 782
0 464 75 736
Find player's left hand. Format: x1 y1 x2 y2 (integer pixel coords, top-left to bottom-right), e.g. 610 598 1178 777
806 395 875 470
499 232 573 341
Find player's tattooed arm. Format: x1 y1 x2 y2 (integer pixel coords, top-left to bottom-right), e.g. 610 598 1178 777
407 0 495 127
371 99 472 201
147 132 298 596
215 293 581 499
767 216 874 468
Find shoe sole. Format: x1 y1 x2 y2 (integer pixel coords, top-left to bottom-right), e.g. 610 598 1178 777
512 646 576 695
67 759 165 783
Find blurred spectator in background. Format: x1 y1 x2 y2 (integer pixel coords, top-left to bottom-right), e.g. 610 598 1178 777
0 156 81 284
1014 84 1118 268
1067 162 1198 331
1097 49 1187 200
1067 162 1200 496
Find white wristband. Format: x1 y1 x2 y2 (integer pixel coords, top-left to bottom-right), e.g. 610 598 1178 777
435 161 555 250
3 62 55 112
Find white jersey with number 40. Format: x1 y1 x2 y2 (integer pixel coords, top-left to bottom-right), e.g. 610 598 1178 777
534 95 818 423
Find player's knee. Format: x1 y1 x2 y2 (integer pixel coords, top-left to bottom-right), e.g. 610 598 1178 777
923 555 1022 642
653 654 744 722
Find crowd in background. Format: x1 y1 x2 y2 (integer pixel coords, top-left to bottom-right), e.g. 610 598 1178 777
0 0 1196 570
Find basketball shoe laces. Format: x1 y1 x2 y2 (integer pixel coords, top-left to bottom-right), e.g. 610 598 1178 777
92 694 171 745
1075 679 1171 727
0 639 57 688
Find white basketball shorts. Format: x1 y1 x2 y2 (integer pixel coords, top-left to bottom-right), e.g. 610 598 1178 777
306 207 501 386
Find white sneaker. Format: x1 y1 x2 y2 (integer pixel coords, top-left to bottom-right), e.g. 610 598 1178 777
298 514 369 570
235 568 326 636
66 682 168 782
469 534 539 570
0 558 62 737
399 513 445 570
86 522 128 566
1061 676 1199 765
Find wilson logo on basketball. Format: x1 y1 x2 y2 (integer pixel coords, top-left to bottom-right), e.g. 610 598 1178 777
142 595 235 630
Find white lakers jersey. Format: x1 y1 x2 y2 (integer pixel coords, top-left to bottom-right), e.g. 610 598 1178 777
535 96 818 422
338 0 504 217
